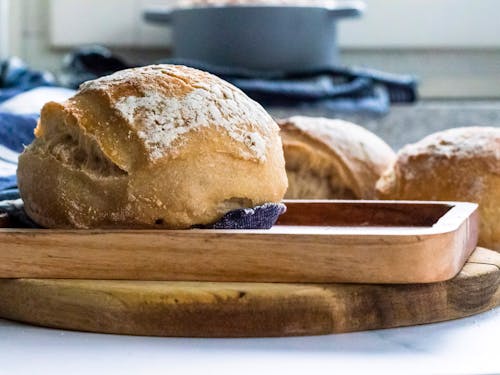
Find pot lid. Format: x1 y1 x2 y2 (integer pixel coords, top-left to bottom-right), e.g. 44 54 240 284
174 0 362 9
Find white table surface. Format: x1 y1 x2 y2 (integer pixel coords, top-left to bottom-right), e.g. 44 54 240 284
0 307 499 375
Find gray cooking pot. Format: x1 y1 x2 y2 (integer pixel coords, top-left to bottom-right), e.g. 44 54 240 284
144 2 365 71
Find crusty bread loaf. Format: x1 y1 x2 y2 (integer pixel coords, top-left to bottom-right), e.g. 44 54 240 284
17 65 288 229
279 116 396 199
376 127 500 251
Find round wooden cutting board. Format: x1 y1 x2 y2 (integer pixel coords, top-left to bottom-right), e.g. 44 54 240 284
0 247 498 338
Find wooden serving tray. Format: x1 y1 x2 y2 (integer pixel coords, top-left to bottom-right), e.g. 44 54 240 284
0 200 478 284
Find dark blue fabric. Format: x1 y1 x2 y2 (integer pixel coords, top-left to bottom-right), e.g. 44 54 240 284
62 46 418 115
0 114 38 190
0 113 37 152
0 176 17 191
0 188 20 201
162 58 418 106
0 196 40 228
200 203 287 230
0 57 56 102
0 57 51 191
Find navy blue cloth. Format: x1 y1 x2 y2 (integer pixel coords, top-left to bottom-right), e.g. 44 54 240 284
201 203 286 230
61 45 129 88
0 57 56 102
0 188 20 201
162 58 418 108
0 173 16 192
0 197 40 228
62 46 418 115
0 113 37 153
0 57 58 191
0 114 37 190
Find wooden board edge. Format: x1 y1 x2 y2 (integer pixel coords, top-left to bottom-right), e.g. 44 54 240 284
0 249 497 337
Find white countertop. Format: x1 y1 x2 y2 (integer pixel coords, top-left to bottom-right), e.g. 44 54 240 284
0 307 499 375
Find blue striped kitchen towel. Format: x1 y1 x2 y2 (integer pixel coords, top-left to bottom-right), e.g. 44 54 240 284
0 56 74 194
63 46 418 116
0 113 37 191
0 88 76 193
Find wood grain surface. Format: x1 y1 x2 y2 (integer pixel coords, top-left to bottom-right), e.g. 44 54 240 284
0 201 479 283
0 247 497 338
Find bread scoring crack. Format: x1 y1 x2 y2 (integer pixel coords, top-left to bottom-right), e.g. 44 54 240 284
43 126 127 177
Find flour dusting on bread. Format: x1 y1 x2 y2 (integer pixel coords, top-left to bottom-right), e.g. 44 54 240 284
81 65 273 162
398 127 500 176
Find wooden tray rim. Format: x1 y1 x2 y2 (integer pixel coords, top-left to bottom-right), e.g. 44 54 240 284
0 200 479 284
0 200 478 237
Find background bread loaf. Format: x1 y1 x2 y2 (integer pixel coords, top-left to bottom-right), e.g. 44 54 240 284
17 65 288 229
279 116 396 199
376 127 500 251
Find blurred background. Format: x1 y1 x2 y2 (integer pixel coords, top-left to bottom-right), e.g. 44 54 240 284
1 0 499 148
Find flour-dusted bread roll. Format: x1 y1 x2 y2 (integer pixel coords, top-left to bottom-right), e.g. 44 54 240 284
17 65 288 229
279 116 396 199
376 127 500 251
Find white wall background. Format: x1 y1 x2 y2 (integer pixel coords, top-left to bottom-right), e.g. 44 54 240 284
6 0 500 98
339 0 500 48
0 0 12 58
47 0 500 48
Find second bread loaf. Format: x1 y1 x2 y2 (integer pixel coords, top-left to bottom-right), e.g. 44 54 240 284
279 116 396 199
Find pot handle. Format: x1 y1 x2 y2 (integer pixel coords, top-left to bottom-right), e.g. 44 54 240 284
143 8 173 24
327 1 366 18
